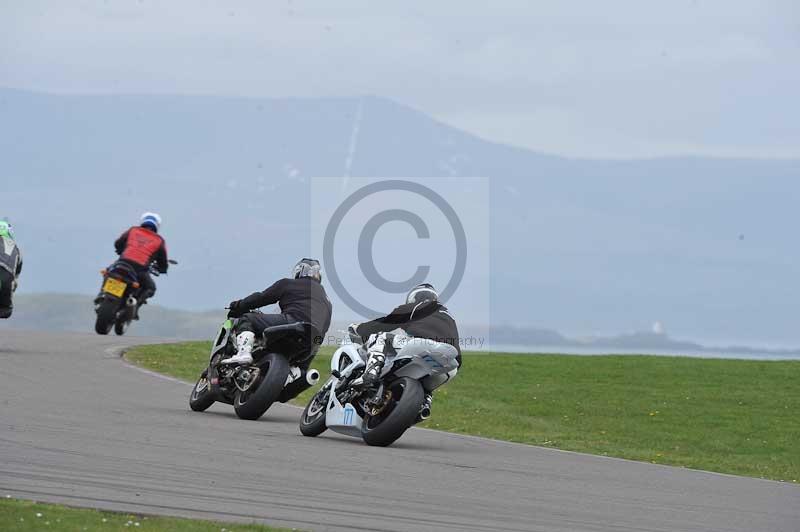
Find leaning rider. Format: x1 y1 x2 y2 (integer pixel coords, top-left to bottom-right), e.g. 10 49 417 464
0 220 23 319
222 258 333 376
113 212 169 314
353 283 462 419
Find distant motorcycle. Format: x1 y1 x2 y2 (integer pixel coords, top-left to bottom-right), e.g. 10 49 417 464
189 316 321 420
93 259 177 336
299 329 459 447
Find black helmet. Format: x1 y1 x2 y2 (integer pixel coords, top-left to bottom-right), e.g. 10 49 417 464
292 258 322 282
406 283 438 305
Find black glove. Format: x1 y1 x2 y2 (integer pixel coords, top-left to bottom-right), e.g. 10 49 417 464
227 300 246 318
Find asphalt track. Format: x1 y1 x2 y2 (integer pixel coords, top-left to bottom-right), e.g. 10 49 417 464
0 331 797 531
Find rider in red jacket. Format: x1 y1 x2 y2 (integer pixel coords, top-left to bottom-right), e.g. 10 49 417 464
114 212 168 308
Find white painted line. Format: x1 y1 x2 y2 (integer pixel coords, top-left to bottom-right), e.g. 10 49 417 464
109 345 193 387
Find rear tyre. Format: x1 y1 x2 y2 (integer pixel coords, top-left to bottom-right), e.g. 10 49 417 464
299 388 329 437
233 352 289 420
361 377 424 447
94 299 116 335
189 373 215 412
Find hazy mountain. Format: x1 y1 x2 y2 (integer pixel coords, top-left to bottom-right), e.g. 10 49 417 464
0 293 224 340
2 88 799 346
3 294 797 359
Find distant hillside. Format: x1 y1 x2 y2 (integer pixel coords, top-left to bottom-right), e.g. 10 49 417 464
1 293 224 339
2 88 799 345
4 293 798 358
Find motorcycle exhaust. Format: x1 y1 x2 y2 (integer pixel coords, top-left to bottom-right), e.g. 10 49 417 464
417 402 431 421
418 405 432 421
306 368 320 386
126 295 137 307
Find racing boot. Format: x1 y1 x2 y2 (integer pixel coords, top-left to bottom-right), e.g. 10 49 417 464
362 352 385 386
221 331 255 365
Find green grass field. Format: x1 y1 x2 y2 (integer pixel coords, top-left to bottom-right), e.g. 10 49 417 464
0 498 287 532
126 342 800 481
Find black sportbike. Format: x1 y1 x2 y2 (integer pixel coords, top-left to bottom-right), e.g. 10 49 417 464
189 315 321 420
93 259 177 336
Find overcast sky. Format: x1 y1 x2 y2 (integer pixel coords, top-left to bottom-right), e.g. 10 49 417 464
2 1 798 158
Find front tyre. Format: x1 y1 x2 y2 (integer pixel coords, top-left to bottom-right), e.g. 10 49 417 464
299 387 329 437
189 373 215 412
94 299 116 335
233 353 289 420
361 377 424 447
114 318 129 336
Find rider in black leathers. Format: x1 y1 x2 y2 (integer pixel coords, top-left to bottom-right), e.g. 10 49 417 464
222 258 332 402
222 258 333 369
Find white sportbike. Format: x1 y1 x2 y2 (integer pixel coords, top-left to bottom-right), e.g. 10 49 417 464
299 330 459 447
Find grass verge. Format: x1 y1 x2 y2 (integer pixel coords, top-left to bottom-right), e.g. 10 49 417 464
0 498 288 531
126 342 800 481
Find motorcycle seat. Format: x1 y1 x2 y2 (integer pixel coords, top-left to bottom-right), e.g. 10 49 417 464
108 260 139 282
261 321 322 344
260 322 322 363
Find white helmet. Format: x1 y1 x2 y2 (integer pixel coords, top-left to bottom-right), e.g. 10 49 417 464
406 283 439 305
292 258 322 282
140 212 162 232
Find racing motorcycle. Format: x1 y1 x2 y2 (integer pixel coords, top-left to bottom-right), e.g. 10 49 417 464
94 259 177 336
299 329 459 447
189 316 322 421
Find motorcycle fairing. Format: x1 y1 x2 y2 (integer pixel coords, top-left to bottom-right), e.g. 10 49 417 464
325 344 367 436
330 344 366 378
210 319 235 362
384 339 459 380
207 319 236 399
325 395 364 437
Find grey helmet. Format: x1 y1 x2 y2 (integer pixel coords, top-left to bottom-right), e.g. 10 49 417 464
406 283 438 305
292 258 322 282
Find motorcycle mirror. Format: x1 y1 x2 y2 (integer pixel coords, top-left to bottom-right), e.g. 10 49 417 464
168 259 178 265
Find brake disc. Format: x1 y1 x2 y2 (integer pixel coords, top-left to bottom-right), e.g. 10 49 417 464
367 386 392 416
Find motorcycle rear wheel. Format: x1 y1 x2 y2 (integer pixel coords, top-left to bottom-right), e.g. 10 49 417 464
233 352 289 420
94 299 116 335
361 377 424 447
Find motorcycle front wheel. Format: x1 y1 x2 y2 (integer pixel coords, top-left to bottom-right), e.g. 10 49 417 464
189 372 215 412
114 318 129 336
299 387 329 437
361 377 424 447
